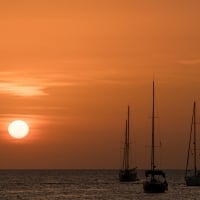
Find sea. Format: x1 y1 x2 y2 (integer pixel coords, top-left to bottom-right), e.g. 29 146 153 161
0 169 199 200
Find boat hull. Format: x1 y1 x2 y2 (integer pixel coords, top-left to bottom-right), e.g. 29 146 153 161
143 180 168 193
119 169 138 182
185 176 200 186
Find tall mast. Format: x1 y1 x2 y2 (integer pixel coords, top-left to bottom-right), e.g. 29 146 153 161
151 81 155 172
194 101 197 176
123 106 130 170
127 105 130 169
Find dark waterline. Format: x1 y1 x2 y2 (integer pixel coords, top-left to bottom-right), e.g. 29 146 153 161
0 169 198 200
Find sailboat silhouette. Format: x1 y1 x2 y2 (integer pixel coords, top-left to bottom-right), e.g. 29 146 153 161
119 105 138 182
143 81 168 193
185 101 200 186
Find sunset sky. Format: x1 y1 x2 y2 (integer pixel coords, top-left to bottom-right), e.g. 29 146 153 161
0 0 200 169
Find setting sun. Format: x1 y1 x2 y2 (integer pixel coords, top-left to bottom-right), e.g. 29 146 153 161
8 120 29 139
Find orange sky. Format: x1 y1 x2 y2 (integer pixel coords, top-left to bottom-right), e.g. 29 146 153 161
0 0 200 169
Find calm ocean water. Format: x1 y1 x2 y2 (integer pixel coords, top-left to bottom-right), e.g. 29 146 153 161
0 170 199 200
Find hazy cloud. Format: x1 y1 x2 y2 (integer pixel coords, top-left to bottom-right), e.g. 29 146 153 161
0 71 76 97
177 59 200 65
0 83 47 97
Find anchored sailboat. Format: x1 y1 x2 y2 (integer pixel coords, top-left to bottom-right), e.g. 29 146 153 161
119 105 138 182
185 101 200 186
143 81 168 193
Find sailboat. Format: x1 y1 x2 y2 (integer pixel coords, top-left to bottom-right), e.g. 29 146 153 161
185 101 200 186
119 105 138 182
143 81 168 193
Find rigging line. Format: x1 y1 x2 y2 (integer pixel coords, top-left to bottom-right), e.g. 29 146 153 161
145 145 150 169
154 82 164 168
154 83 162 146
128 106 137 168
185 102 194 177
131 140 137 168
119 140 123 169
119 121 125 169
124 119 128 170
194 102 197 176
152 81 163 169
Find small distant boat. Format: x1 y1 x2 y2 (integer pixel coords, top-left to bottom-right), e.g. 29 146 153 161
119 105 138 182
185 101 200 186
143 81 168 193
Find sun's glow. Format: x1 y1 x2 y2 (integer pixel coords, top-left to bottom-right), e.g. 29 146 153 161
8 120 29 139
